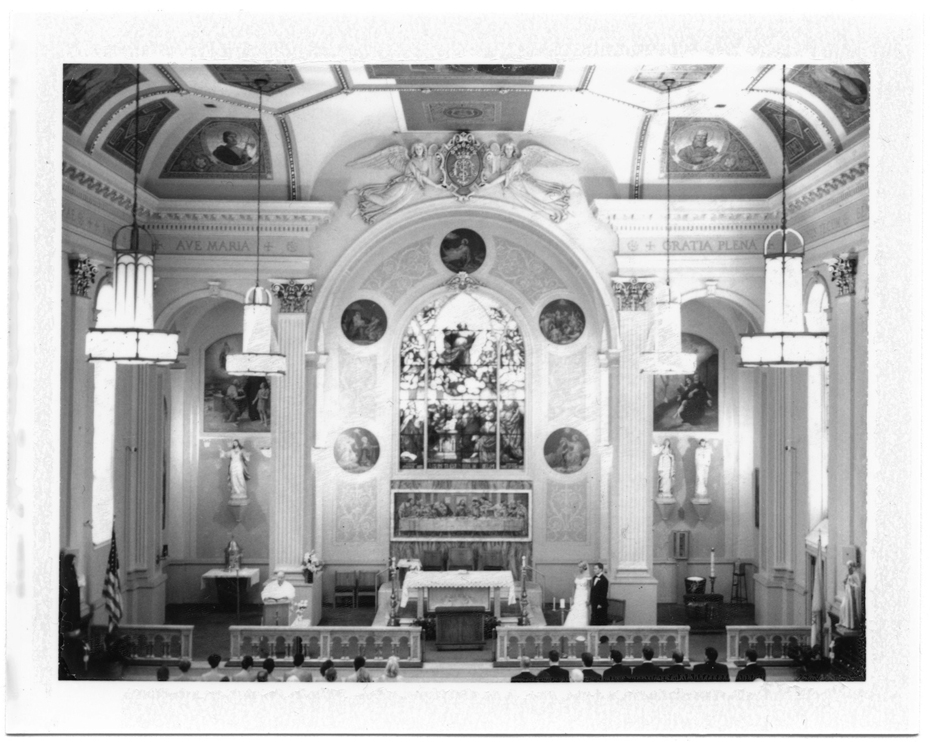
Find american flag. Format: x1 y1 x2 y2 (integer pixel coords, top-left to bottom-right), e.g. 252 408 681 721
103 523 123 633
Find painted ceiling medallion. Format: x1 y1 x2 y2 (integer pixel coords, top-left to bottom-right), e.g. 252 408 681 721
438 132 486 199
206 64 303 95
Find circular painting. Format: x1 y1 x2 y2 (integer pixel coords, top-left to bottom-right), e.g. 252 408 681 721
544 428 590 474
669 121 730 172
440 229 486 274
201 121 261 170
334 428 380 473
341 300 387 345
539 299 585 344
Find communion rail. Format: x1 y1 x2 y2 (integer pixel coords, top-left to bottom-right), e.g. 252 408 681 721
228 626 423 668
494 626 690 668
726 626 810 665
89 624 194 666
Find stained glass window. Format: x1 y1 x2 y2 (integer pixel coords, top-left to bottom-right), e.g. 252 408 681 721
399 293 525 470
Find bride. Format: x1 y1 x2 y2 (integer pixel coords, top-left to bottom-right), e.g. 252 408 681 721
563 562 591 627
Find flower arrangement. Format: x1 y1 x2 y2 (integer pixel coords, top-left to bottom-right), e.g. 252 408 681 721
301 551 323 583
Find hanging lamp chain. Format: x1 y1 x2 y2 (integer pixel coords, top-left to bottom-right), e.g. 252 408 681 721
130 63 141 241
255 79 265 288
665 78 673 293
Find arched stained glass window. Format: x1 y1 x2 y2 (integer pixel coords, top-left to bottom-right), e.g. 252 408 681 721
399 292 525 470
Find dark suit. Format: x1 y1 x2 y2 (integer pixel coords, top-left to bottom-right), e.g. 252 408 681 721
602 664 632 682
692 661 730 682
589 573 609 625
581 668 602 682
510 671 537 683
735 663 766 681
632 661 663 681
536 665 570 682
663 663 691 681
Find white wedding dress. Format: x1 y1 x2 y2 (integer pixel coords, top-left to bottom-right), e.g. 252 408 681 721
563 576 591 627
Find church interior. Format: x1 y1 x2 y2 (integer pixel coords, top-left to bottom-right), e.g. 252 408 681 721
55 60 870 685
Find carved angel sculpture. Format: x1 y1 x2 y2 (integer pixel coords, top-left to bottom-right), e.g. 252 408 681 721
347 142 444 224
483 141 578 223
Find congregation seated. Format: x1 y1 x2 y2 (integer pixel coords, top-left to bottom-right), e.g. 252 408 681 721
324 667 338 682
376 656 403 682
510 656 536 683
692 646 730 682
285 653 313 682
569 669 584 682
602 649 631 682
220 676 230 682
156 665 169 681
200 653 224 681
663 651 691 681
262 657 281 682
232 655 257 682
632 646 663 682
256 670 269 682
319 659 334 681
580 652 602 682
735 649 766 682
172 658 194 681
344 656 372 682
535 649 570 682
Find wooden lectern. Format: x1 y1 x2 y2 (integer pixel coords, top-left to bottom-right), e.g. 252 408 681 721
262 601 291 626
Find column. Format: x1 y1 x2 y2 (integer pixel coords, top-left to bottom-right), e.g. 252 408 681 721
269 278 315 575
610 277 658 624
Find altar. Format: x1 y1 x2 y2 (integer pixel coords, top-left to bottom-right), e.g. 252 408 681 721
401 570 516 619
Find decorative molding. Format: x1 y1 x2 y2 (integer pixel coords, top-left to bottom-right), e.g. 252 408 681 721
824 253 858 296
207 280 222 297
494 238 565 303
443 271 482 293
270 278 315 314
276 114 299 201
787 161 869 213
630 113 652 200
62 160 151 216
612 277 654 311
339 356 378 419
68 255 99 298
549 353 586 422
360 239 437 303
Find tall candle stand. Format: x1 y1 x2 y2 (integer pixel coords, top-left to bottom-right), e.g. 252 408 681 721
387 558 400 627
708 576 716 593
517 563 529 626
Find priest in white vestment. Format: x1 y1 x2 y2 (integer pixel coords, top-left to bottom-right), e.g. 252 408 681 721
262 570 296 602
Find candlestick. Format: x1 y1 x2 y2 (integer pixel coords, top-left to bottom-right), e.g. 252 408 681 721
560 598 565 609
553 596 557 610
710 548 716 578
522 555 526 569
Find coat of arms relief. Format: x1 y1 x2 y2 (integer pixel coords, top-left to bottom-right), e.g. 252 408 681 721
348 132 578 225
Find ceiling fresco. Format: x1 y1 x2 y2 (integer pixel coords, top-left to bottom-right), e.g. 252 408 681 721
789 64 870 134
752 100 827 173
399 90 532 132
206 64 303 95
63 64 144 134
160 118 272 179
365 64 560 80
662 118 768 179
632 65 720 92
102 98 178 172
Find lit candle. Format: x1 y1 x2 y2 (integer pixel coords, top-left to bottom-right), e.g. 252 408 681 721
710 548 716 578
553 596 557 610
560 598 566 610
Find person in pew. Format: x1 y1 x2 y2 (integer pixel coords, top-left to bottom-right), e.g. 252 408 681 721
172 658 194 681
735 649 766 682
663 651 691 681
262 657 282 682
510 656 537 683
199 654 225 681
232 655 257 682
324 667 338 682
344 656 368 682
285 653 313 682
602 649 632 682
319 659 334 680
692 646 730 682
377 656 404 682
156 665 169 681
569 669 584 682
632 646 663 681
580 652 602 682
220 676 230 682
256 670 268 682
535 649 570 682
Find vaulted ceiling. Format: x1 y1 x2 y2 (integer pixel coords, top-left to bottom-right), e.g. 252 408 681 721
63 63 869 203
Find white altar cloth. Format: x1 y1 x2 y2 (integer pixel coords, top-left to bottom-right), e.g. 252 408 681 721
401 570 515 607
200 567 260 590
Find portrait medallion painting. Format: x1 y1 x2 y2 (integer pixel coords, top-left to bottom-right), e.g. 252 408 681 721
341 300 387 345
63 63 141 134
544 428 591 474
788 64 870 134
440 228 487 274
539 299 585 344
334 428 380 473
160 118 272 179
653 333 719 432
391 489 531 541
203 334 272 433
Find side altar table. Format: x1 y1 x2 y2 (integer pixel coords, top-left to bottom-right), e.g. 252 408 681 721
401 570 516 619
201 568 260 608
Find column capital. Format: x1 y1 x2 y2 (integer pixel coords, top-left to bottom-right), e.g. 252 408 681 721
612 276 654 312
68 254 99 298
824 253 858 297
270 278 316 314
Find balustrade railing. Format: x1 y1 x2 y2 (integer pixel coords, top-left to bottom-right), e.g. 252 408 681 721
91 624 194 665
726 626 809 665
495 626 690 667
228 626 423 667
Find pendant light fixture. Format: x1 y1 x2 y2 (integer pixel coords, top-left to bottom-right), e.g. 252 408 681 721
740 65 828 367
86 65 179 364
639 78 697 376
225 77 286 377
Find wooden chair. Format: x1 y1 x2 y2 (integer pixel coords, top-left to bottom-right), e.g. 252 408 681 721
334 570 357 608
607 598 626 625
482 550 505 570
421 550 444 571
447 547 475 571
356 571 378 607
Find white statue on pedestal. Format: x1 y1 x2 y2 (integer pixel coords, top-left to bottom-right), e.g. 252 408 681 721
838 561 863 632
695 439 712 497
654 438 675 497
221 439 250 500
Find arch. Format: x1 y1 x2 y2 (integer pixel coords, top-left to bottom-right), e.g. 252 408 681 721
155 287 244 330
680 289 763 333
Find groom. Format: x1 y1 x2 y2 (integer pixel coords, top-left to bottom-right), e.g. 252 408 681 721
589 562 609 626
